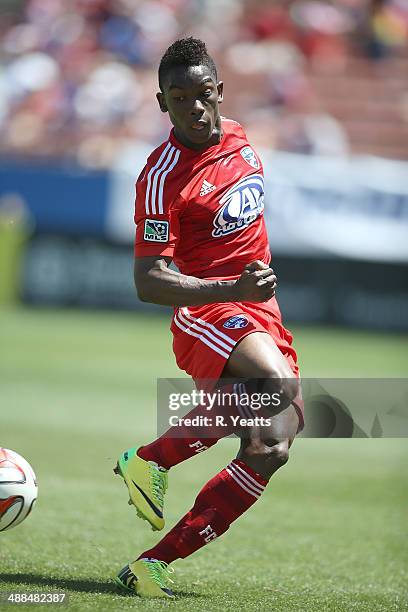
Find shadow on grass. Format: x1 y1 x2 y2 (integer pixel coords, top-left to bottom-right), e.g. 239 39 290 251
0 573 203 599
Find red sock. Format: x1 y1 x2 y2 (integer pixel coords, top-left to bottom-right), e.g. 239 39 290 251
138 384 243 470
138 459 268 564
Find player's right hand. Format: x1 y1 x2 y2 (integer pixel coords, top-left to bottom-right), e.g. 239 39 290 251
233 260 277 302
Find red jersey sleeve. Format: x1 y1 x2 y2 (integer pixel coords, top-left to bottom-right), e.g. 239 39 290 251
134 158 183 258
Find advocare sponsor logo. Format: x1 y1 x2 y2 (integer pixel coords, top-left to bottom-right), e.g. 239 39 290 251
212 174 264 238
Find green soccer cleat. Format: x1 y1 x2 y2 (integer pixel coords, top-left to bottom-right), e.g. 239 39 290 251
115 559 175 598
113 447 168 531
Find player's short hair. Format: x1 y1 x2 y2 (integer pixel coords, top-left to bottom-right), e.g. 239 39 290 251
158 37 218 91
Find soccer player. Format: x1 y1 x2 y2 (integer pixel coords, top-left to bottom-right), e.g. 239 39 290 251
114 37 303 598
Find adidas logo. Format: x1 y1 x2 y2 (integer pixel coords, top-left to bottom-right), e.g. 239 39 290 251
199 179 216 196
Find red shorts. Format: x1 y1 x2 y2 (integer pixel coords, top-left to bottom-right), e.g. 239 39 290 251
171 297 304 429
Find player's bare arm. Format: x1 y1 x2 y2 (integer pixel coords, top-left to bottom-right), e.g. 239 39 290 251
135 257 277 306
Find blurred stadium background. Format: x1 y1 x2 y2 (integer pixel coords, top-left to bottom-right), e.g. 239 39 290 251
1 1 407 610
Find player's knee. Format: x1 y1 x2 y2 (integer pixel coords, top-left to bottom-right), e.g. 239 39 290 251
241 439 290 469
267 441 290 468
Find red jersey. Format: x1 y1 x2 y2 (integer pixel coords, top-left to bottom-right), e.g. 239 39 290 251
134 117 271 279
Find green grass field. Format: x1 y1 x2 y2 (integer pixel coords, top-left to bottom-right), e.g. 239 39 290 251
1 307 407 611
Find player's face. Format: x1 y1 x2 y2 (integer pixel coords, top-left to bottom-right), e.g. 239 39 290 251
157 64 224 150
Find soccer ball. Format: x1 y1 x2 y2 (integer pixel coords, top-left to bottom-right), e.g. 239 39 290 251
0 448 38 532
